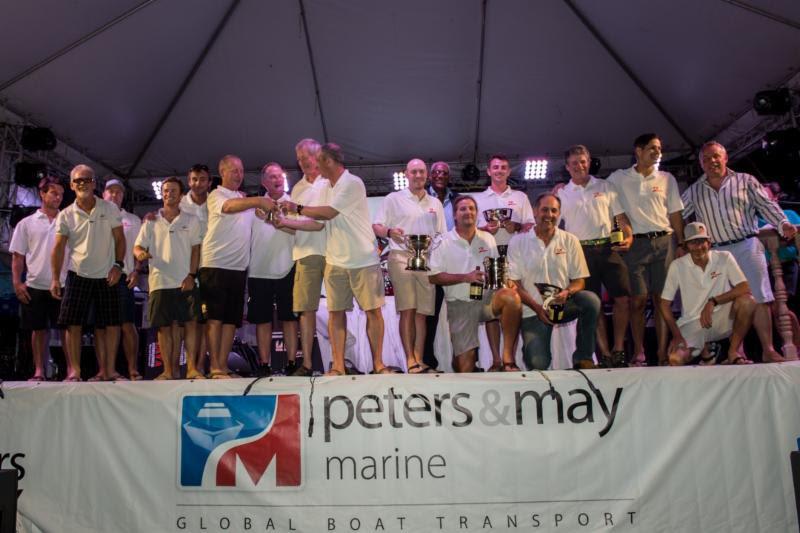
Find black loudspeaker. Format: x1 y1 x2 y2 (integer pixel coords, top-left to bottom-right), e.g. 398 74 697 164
14 162 46 188
461 163 480 182
589 157 602 175
762 128 800 161
753 89 792 116
21 126 57 151
0 469 18 533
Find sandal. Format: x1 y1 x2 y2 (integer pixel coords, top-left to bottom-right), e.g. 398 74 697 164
289 365 313 377
129 371 144 381
63 376 82 382
486 362 503 372
723 356 753 365
325 368 344 376
371 366 401 375
209 370 231 379
502 362 521 372
28 375 45 382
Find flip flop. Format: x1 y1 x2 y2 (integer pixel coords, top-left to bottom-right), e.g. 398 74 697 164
723 356 753 365
27 376 45 382
185 370 207 380
87 374 105 382
108 373 129 382
371 366 401 375
63 376 82 382
486 363 503 372
407 363 431 374
502 362 521 372
209 370 231 379
129 371 144 381
325 369 344 376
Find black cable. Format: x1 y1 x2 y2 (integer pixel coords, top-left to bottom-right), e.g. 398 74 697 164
307 375 316 438
534 370 556 396
242 376 265 396
571 368 600 395
0 380 5 399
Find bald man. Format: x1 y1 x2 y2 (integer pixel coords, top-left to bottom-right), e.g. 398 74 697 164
373 159 446 372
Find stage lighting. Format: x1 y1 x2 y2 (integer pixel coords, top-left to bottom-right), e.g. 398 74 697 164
753 89 792 116
20 127 57 151
762 128 800 160
283 172 289 192
14 162 46 187
392 171 407 191
590 157 601 175
524 159 548 180
152 180 163 200
461 163 480 182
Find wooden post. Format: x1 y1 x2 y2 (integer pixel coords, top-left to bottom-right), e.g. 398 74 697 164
759 227 797 360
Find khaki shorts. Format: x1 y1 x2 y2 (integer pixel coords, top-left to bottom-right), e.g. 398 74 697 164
324 263 385 312
679 302 734 353
388 251 435 315
293 254 326 312
446 292 498 356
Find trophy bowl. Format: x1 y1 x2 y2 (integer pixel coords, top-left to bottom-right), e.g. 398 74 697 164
483 207 513 224
404 234 434 271
482 256 508 290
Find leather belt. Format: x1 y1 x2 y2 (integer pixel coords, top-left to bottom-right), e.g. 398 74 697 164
580 237 610 246
712 234 756 248
634 230 670 239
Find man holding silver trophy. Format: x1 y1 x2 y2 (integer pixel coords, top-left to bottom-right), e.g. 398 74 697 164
429 195 522 373
507 193 601 370
373 159 446 373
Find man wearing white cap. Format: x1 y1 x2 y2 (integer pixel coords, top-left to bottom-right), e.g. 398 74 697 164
660 222 756 365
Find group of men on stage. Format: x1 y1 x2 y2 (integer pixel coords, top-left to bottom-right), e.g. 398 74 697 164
9 134 798 381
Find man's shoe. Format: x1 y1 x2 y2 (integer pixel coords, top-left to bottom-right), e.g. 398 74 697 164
573 360 597 370
611 350 627 368
256 363 271 378
284 361 297 376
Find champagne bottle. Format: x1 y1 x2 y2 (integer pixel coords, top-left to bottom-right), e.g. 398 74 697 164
610 216 624 245
469 266 484 300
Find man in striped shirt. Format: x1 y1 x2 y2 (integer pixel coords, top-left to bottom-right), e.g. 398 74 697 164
681 141 798 363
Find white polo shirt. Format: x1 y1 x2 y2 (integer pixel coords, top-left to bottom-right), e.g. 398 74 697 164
661 250 746 326
134 210 203 291
249 193 296 279
507 228 590 318
9 210 68 289
373 188 446 252
324 170 379 269
607 166 683 234
179 193 209 234
474 186 535 246
290 175 329 260
428 228 498 302
120 209 141 275
557 176 624 241
201 186 253 271
56 198 122 279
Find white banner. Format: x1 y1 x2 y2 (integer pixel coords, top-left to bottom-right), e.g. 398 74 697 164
2 364 799 532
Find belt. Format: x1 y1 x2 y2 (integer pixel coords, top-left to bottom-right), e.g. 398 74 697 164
712 234 756 248
580 237 610 246
634 230 670 239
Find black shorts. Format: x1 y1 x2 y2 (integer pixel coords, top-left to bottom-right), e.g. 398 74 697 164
149 288 198 328
59 271 121 327
117 274 137 324
247 268 297 324
582 244 631 298
20 287 63 331
199 267 247 327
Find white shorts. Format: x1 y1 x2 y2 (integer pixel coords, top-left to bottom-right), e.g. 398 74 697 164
715 237 772 303
678 303 734 352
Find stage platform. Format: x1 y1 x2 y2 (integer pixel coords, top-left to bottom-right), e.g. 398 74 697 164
2 363 799 533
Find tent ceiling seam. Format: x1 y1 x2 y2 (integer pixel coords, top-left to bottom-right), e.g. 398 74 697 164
472 0 489 163
561 0 696 150
718 0 800 31
125 0 242 179
297 0 329 143
0 0 158 93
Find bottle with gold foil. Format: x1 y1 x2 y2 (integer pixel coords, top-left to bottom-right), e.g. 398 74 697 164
609 216 624 245
469 267 484 300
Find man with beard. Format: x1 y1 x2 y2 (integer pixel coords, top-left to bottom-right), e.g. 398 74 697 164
428 195 522 372
507 193 599 370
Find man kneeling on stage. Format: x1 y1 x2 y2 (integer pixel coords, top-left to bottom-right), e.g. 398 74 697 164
660 222 756 365
428 195 521 372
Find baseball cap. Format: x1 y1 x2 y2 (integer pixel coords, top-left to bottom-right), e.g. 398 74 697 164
684 222 711 242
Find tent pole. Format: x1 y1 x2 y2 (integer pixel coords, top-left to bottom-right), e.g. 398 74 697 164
472 0 489 163
298 0 329 143
719 0 800 31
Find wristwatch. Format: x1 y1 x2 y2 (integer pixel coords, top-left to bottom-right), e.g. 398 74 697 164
113 260 124 270
297 204 304 215
709 297 718 307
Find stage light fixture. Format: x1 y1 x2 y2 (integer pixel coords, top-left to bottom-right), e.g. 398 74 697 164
753 89 792 116
152 180 163 200
590 157 602 175
14 162 46 187
283 172 289 192
393 171 407 191
524 159 548 180
762 128 800 160
461 163 480 182
21 126 57 151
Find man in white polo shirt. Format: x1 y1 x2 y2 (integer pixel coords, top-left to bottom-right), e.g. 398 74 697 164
273 138 328 376
281 143 390 376
10 176 70 381
475 153 534 255
200 154 275 378
557 144 633 368
429 195 522 373
507 193 600 370
51 164 126 382
95 177 142 380
607 133 685 366
373 158 446 373
134 177 203 379
660 222 756 365
248 162 298 376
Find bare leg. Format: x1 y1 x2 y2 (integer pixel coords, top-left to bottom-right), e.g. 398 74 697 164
299 311 316 370
653 293 668 365
611 296 630 352
413 313 427 367
283 319 299 364
121 322 138 378
102 325 121 379
65 325 82 380
157 325 174 379
183 321 204 379
93 328 107 380
754 303 784 362
453 348 477 373
197 324 208 373
328 310 347 375
205 319 227 377
629 295 647 365
255 322 273 365
365 308 385 372
485 320 502 370
399 309 417 370
30 330 48 379
595 314 611 358
493 288 521 365
728 295 756 361
219 324 237 375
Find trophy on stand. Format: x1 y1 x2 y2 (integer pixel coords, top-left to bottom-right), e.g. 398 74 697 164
482 256 508 290
403 234 437 271
483 208 513 255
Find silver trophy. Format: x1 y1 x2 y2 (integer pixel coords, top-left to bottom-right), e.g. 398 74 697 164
483 208 513 256
403 234 435 271
482 256 508 290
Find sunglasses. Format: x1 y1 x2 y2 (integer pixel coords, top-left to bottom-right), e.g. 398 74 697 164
72 178 95 186
189 164 209 173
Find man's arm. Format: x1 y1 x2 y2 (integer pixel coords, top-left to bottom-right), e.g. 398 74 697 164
429 270 482 286
50 234 69 299
699 280 750 329
512 278 554 326
669 211 685 244
182 244 201 292
11 253 31 304
659 297 684 344
372 223 405 244
611 213 634 252
221 196 274 214
276 215 324 232
107 226 126 286
281 200 339 221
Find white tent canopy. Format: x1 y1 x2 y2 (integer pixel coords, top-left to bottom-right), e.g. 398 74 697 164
1 0 799 193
